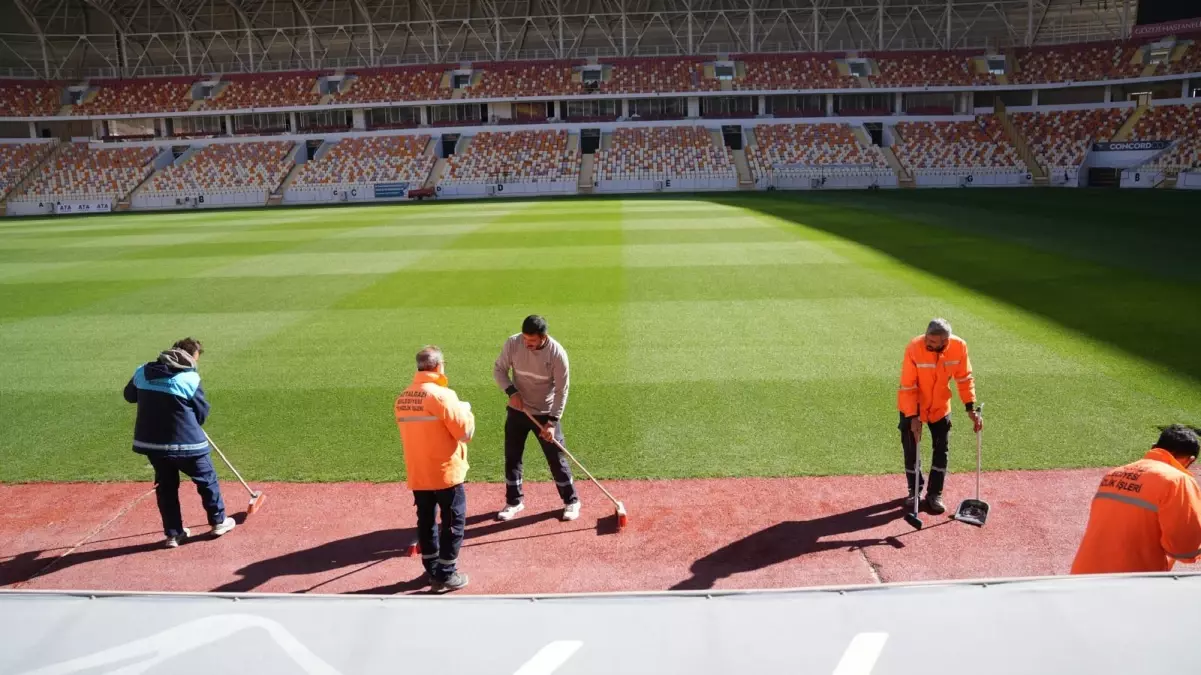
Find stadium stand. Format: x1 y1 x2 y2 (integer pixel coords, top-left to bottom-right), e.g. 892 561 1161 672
746 123 889 180
869 52 992 87
141 141 295 196
74 77 194 115
602 57 715 94
1131 104 1201 172
1161 42 1201 75
17 143 157 201
734 54 848 90
0 79 62 116
203 73 321 110
291 135 434 186
0 142 55 200
1010 108 1128 169
593 126 734 181
463 62 583 99
892 117 1023 170
1012 42 1133 84
442 130 579 183
335 67 444 104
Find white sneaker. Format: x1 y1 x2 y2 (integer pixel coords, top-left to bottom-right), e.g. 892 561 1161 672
562 501 581 521
496 503 525 521
165 528 191 548
212 517 236 536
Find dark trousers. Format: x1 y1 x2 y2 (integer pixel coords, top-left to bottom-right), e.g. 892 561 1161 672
899 412 951 495
149 453 226 538
504 406 579 506
414 483 466 582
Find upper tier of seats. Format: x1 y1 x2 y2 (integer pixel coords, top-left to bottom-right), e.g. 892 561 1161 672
202 73 321 110
1132 104 1201 172
1011 108 1128 169
1012 43 1141 84
733 54 849 90
18 144 157 200
292 135 434 186
870 52 992 87
1162 42 1201 75
444 130 579 182
74 78 194 116
463 62 584 99
892 117 1023 170
602 57 717 94
0 143 54 199
746 123 889 178
594 126 734 180
143 141 294 194
335 67 444 104
0 80 62 116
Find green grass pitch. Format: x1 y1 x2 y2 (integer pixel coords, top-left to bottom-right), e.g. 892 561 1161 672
1 189 1199 485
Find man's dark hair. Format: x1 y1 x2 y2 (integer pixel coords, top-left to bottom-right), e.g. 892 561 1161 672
1156 424 1200 458
172 337 204 356
522 315 548 336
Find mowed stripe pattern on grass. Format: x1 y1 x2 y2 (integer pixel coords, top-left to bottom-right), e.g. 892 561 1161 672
0 194 1199 485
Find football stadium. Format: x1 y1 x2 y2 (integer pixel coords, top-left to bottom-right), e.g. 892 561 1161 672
1 0 1201 672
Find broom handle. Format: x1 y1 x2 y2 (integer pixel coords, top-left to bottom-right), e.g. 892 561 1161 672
203 431 255 496
522 410 621 508
974 403 984 500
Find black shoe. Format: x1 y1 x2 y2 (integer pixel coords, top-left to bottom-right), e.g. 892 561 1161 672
432 572 469 593
923 492 946 515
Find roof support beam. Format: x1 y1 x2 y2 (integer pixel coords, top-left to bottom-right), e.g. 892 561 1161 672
154 0 194 73
12 0 51 78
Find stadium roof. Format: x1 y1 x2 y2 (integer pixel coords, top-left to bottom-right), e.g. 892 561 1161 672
0 0 1137 80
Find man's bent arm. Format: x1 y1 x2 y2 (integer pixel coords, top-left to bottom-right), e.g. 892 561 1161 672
493 340 518 396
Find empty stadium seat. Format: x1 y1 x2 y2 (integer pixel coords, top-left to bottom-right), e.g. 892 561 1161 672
0 143 55 200
746 124 889 180
292 135 435 186
1013 42 1131 84
335 67 445 104
1161 42 1201 75
1131 104 1201 172
602 58 712 94
892 117 1023 170
1011 108 1128 169
734 55 848 90
18 144 158 201
142 141 295 195
593 127 735 181
0 79 62 116
464 62 584 99
202 73 321 110
443 130 579 183
74 78 194 115
870 52 991 87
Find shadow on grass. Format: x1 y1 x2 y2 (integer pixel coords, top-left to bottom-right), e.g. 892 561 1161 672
714 190 1201 386
670 498 908 591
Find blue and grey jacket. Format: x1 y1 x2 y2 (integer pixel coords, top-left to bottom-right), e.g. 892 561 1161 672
123 354 211 457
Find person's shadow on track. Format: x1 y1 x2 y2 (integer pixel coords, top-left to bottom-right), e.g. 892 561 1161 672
670 498 909 591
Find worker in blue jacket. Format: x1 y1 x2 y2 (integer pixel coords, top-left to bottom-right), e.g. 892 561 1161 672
124 337 235 548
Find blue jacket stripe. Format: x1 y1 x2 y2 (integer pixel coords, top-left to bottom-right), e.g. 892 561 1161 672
134 367 201 399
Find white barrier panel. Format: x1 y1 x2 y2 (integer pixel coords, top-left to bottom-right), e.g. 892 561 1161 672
913 170 1032 188
131 191 269 210
1119 169 1164 188
763 172 899 190
437 181 577 199
282 185 379 205
594 177 738 193
1177 171 1201 190
1046 167 1081 187
5 201 54 216
54 199 112 215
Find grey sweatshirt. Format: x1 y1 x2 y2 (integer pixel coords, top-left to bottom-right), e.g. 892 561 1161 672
493 334 570 420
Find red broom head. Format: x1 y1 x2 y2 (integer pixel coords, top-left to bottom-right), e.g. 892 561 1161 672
247 491 265 515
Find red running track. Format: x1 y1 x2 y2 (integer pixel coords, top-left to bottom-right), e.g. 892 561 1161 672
1 470 1102 595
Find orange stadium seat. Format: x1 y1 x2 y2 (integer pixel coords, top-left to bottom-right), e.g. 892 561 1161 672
292 135 435 186
746 123 889 180
74 77 194 115
0 143 56 199
142 141 295 195
892 117 1023 170
593 126 735 181
443 130 579 183
0 79 63 116
1011 108 1128 169
1131 104 1201 172
18 143 158 201
202 73 321 110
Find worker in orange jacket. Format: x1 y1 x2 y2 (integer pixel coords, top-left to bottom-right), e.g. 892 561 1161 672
897 318 982 515
395 345 476 593
1071 425 1201 575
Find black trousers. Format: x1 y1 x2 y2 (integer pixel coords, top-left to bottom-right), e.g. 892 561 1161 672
899 412 951 495
504 406 579 506
413 483 466 582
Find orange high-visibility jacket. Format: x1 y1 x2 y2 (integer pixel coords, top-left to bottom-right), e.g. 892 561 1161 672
395 370 475 492
896 334 976 423
1071 448 1201 575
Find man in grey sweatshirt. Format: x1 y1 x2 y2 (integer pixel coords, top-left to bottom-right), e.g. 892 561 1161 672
493 314 581 522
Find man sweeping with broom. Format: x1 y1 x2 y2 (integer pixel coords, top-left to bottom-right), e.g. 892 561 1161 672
124 338 235 548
